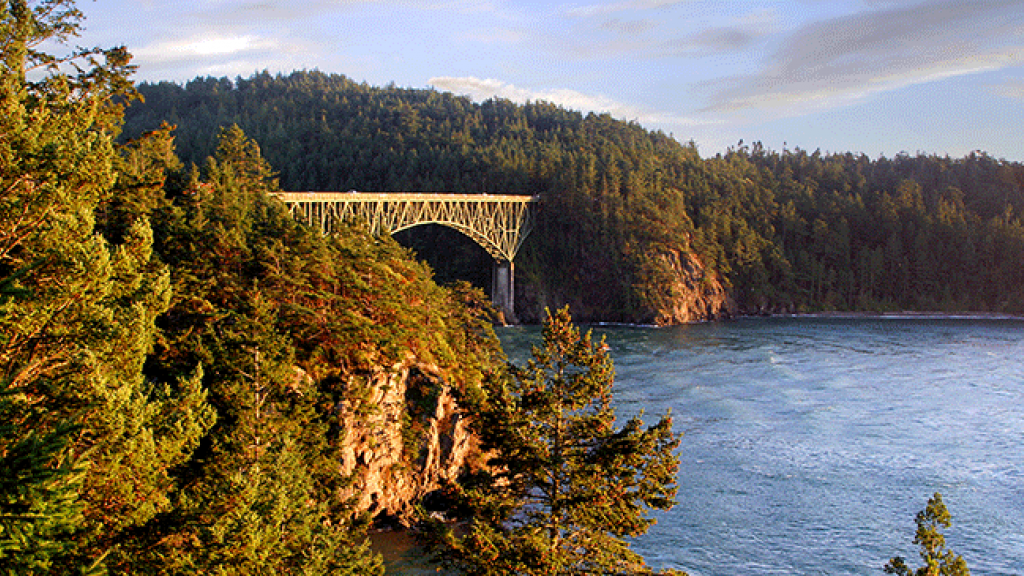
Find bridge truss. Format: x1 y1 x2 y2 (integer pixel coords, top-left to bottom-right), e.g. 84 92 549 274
274 192 538 263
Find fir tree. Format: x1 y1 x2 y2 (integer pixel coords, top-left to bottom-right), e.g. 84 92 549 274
1 2 213 572
424 307 685 575
885 493 971 576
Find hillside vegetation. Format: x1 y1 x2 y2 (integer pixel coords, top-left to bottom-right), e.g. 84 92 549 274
2 6 501 572
124 71 1024 319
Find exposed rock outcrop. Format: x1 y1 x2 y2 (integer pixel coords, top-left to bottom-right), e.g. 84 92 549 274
640 248 736 326
335 358 478 526
518 246 735 326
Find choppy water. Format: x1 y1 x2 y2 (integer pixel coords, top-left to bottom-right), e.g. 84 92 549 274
380 316 1024 575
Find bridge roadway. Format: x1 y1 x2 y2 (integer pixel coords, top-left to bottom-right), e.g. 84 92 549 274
273 192 539 322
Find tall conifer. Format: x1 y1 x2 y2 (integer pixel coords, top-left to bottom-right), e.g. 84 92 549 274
0 2 213 572
425 307 684 575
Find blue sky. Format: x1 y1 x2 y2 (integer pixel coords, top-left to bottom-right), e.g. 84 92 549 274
76 0 1024 160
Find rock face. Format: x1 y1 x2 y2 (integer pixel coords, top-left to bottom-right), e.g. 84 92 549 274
641 248 736 326
519 247 736 326
336 359 477 526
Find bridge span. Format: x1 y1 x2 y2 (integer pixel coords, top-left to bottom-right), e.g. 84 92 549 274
273 192 539 321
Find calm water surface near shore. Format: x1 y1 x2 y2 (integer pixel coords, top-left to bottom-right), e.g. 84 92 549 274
378 316 1024 575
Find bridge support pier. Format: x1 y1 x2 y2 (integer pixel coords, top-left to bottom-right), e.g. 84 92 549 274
491 259 516 324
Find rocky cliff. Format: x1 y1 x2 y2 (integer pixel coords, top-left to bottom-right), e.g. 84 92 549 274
331 250 731 526
519 246 735 326
336 357 479 526
639 248 736 326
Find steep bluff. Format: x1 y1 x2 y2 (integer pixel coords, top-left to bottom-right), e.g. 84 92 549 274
336 357 479 526
519 247 735 326
329 251 731 524
639 248 736 326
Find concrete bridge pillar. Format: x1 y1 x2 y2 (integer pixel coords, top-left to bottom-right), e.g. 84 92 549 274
491 259 516 324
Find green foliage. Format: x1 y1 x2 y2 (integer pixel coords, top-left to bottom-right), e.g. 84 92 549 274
721 147 1024 313
885 493 971 576
0 376 84 575
123 123 505 574
124 126 386 575
423 307 684 575
5 5 506 573
1 1 213 573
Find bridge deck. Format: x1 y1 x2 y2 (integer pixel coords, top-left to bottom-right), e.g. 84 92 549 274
275 192 537 203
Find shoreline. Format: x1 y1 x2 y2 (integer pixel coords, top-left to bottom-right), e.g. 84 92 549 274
746 310 1024 321
499 310 1024 330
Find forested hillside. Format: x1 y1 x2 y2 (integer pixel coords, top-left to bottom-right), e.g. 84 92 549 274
2 6 501 572
123 71 734 324
123 71 1024 318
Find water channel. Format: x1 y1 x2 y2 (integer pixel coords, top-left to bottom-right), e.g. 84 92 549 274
379 316 1024 575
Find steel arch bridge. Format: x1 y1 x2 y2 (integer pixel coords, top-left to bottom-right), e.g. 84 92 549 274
273 192 540 321
274 192 537 262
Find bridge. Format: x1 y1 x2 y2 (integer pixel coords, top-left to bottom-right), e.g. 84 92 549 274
274 192 539 321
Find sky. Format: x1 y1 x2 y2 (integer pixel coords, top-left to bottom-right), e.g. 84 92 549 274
72 0 1024 160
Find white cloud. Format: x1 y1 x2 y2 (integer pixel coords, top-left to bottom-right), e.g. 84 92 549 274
133 34 282 63
428 75 712 131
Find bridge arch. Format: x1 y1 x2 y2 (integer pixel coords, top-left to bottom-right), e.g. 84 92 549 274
388 213 518 263
274 192 538 321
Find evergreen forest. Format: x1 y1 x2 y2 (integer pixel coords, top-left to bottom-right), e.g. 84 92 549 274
122 70 1024 321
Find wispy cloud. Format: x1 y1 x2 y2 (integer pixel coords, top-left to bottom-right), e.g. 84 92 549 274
542 3 777 64
564 0 688 19
601 18 658 35
429 76 612 110
704 0 1024 115
991 78 1024 100
428 75 712 131
127 27 323 82
133 35 283 63
187 0 503 23
665 9 777 55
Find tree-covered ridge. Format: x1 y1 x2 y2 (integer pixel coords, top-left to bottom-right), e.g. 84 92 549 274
123 71 1024 318
124 72 728 322
707 145 1024 312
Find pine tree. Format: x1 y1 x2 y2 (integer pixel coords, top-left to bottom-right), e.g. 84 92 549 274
885 493 971 576
424 307 685 575
1 2 213 572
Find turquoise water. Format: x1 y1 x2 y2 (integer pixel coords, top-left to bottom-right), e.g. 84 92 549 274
381 316 1024 575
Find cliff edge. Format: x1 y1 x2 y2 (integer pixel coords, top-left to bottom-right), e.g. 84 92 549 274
336 359 479 526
